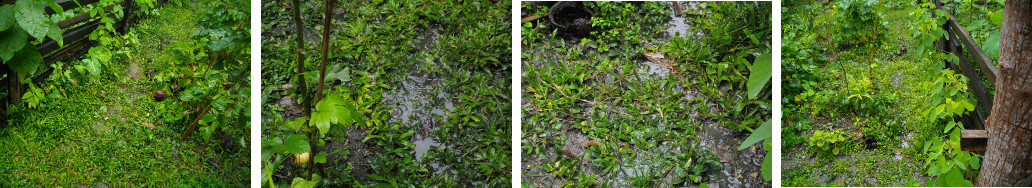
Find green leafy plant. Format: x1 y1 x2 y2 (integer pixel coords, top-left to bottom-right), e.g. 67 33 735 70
0 0 66 106
834 0 887 48
909 1 949 56
738 52 772 181
738 119 772 181
919 70 980 185
783 118 812 148
809 129 848 156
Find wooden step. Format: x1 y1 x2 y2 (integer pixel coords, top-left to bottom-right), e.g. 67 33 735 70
961 129 988 152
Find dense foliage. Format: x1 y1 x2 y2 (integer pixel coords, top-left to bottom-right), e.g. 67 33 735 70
1 0 251 186
782 0 992 186
522 2 771 187
260 0 511 187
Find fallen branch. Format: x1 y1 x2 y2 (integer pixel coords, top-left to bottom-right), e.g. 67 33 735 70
522 13 548 23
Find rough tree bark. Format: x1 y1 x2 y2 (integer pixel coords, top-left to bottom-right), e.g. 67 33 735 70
976 0 1032 186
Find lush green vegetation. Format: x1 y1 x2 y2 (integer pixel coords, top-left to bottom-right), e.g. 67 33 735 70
259 0 511 187
0 0 250 186
782 0 997 186
521 2 771 187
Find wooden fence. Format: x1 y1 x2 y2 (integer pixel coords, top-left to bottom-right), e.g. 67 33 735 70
0 0 166 122
932 0 997 152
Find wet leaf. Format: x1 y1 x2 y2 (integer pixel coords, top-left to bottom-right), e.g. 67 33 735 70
282 134 311 154
738 119 771 150
83 58 102 77
15 0 50 40
969 156 980 170
0 5 15 31
989 11 1003 26
0 25 28 62
311 93 353 134
327 67 351 83
746 53 772 99
290 177 318 188
762 152 772 181
46 23 62 47
982 34 999 57
314 151 327 164
9 44 42 78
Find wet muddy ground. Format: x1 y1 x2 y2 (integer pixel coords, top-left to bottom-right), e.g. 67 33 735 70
266 37 462 183
521 2 769 187
261 0 513 184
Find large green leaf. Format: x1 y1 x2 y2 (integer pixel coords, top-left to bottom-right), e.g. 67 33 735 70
738 119 772 150
0 25 28 62
990 11 1004 26
83 58 101 76
747 53 773 99
982 33 999 57
0 5 15 31
15 0 50 40
261 138 284 157
282 134 311 154
9 44 42 79
46 23 62 47
311 93 357 134
937 168 974 186
314 151 327 164
290 177 318 188
762 151 772 181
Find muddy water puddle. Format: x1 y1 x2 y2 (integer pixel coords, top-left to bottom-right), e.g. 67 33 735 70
381 64 456 166
665 1 706 39
693 122 768 188
523 2 764 187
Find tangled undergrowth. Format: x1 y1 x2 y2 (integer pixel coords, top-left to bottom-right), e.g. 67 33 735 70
0 0 251 186
260 0 511 187
782 0 992 186
521 1 771 187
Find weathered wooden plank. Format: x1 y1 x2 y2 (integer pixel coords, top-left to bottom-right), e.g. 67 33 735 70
44 0 101 15
970 103 987 129
944 11 998 83
36 18 103 57
961 129 988 152
56 2 123 29
949 31 995 117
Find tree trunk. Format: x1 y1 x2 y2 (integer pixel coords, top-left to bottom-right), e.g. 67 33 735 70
289 0 313 180
977 1 1032 186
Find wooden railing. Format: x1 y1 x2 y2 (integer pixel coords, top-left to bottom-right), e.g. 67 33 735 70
933 0 997 151
0 0 165 122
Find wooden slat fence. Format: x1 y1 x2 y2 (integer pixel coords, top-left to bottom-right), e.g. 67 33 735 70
932 0 999 151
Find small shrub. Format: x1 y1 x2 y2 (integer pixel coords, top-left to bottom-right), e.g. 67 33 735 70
834 0 887 48
809 130 847 156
